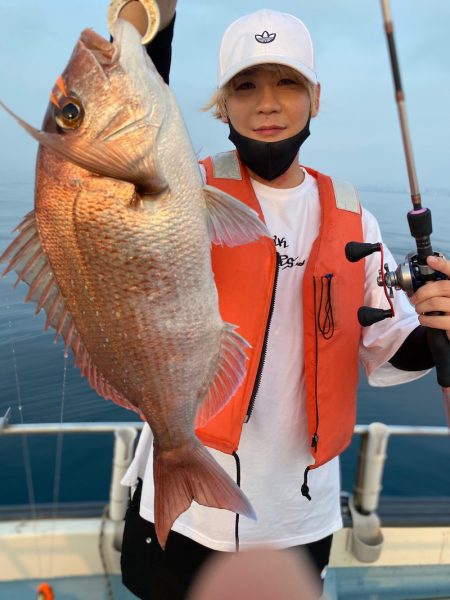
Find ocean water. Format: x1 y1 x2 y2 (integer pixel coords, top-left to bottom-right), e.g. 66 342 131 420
0 176 449 507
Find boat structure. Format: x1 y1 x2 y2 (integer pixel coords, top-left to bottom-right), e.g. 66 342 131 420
0 414 448 599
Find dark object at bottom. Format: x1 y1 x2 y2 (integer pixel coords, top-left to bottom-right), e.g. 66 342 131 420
121 479 332 600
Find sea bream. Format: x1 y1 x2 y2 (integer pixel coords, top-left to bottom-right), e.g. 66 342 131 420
0 19 269 547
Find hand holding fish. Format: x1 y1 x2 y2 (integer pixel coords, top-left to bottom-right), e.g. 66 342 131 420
109 0 177 43
410 255 450 340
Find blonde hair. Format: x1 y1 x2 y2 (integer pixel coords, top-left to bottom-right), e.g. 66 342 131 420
203 64 318 120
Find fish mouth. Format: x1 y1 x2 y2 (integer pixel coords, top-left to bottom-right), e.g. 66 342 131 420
0 20 167 193
79 28 119 66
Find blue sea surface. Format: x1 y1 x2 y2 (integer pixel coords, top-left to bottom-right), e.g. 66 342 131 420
0 176 449 507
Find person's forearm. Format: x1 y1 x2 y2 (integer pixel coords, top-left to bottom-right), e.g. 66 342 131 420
388 325 434 371
143 13 176 84
119 0 177 36
156 0 177 29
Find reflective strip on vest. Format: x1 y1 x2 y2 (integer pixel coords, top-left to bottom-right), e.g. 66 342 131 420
210 152 361 215
211 152 242 180
331 178 361 214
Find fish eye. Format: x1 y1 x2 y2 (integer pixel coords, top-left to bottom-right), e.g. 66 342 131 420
62 103 79 120
55 97 84 130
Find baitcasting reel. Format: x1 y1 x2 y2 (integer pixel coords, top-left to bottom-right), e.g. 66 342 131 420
345 207 447 327
345 206 450 388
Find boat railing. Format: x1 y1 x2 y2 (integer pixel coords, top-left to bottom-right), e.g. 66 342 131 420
0 412 448 563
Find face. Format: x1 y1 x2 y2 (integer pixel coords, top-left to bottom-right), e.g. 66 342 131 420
223 66 319 142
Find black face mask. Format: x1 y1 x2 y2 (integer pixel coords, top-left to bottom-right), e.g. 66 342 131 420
228 117 311 182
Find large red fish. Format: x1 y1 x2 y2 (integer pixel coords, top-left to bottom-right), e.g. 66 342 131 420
0 19 269 547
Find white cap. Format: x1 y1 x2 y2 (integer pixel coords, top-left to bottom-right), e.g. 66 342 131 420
217 9 317 88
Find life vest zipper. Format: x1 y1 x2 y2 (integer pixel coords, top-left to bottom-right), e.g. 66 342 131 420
245 253 280 423
311 275 320 452
301 276 321 502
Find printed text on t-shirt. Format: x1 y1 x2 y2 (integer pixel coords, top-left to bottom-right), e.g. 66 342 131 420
274 235 306 270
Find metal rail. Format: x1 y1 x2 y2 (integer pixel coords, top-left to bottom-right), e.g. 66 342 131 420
0 419 447 437
0 421 145 435
354 424 449 436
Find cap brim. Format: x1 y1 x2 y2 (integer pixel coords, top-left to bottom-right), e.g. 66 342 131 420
218 55 317 88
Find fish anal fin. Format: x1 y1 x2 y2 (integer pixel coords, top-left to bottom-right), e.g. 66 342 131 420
203 184 270 247
72 339 138 412
153 441 256 549
195 324 250 429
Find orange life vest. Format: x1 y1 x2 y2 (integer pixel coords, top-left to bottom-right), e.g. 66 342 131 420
195 151 365 470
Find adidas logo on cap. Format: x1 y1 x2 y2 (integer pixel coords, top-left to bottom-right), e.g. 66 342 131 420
255 30 276 44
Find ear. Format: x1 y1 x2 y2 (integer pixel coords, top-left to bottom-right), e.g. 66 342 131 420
220 113 229 124
311 82 321 118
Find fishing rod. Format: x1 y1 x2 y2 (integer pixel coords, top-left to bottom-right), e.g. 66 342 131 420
345 0 450 417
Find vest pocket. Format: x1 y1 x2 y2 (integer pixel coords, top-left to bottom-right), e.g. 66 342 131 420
317 273 336 338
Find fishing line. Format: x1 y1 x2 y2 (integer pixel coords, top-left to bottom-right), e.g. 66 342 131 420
99 506 114 600
47 353 69 580
7 310 44 578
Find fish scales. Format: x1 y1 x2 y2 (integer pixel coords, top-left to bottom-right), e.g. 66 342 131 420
0 18 271 547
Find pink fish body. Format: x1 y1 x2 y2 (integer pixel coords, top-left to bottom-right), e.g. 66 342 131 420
0 20 269 547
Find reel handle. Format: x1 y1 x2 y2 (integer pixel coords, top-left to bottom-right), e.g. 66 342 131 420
345 242 381 263
358 307 393 326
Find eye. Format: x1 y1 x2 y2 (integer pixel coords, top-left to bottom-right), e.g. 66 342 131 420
234 81 255 91
278 78 298 86
55 97 84 130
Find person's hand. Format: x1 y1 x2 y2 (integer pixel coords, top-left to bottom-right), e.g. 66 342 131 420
117 0 177 33
410 255 450 340
117 1 151 38
110 0 177 43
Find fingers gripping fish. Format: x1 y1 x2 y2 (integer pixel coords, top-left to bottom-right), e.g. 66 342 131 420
0 20 270 548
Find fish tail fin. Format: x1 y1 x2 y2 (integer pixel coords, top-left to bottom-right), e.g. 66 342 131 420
153 441 255 549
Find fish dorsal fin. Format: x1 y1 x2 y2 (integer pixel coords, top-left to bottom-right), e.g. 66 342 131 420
195 323 250 428
203 184 270 247
0 212 137 414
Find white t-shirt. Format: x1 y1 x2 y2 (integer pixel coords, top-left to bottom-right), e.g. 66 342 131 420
122 170 426 550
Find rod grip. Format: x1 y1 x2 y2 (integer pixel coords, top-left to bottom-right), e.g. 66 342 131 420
427 328 450 387
407 208 432 239
407 208 434 263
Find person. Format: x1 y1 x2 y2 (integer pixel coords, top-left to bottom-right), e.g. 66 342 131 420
115 2 450 598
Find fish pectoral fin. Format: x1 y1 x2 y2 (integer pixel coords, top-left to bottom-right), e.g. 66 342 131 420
154 441 256 549
0 211 138 415
195 324 250 428
203 184 270 247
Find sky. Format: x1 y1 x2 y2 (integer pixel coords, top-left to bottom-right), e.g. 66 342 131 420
0 0 449 192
